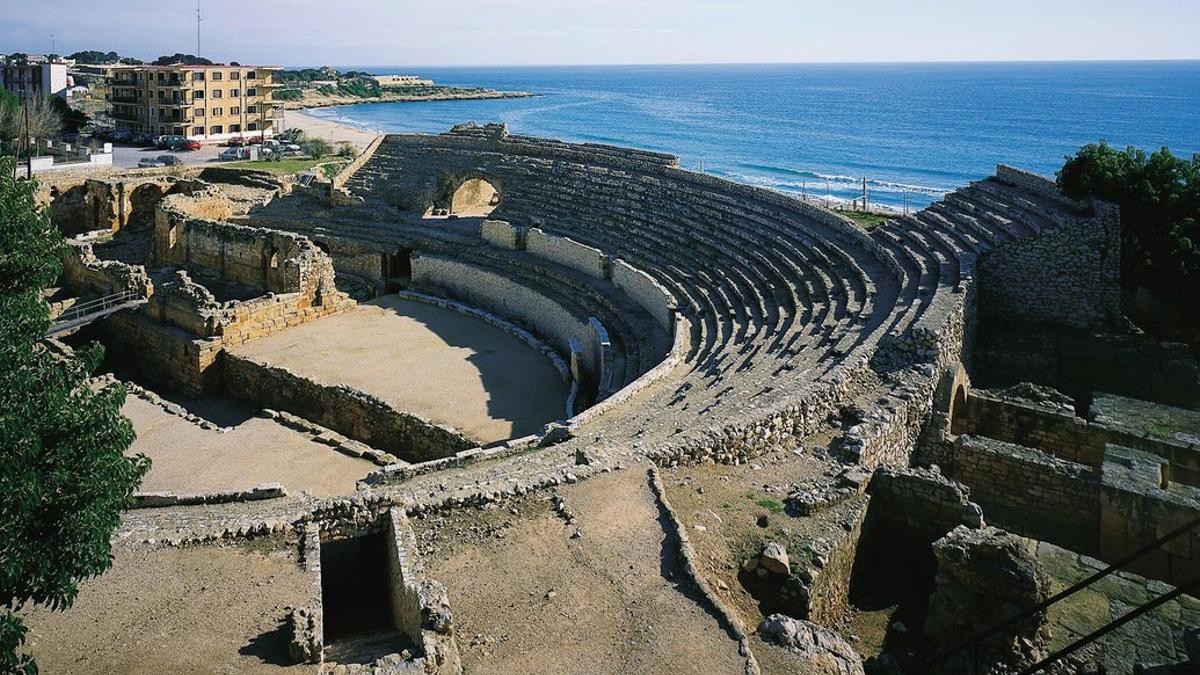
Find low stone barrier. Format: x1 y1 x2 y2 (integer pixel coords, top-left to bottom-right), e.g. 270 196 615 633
527 227 608 280
224 353 476 463
132 482 285 508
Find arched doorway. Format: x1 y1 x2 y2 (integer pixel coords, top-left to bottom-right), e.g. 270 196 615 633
449 177 500 216
949 384 969 436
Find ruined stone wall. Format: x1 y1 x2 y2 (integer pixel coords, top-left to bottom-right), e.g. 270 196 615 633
1100 446 1200 587
383 508 461 672
974 325 1200 409
977 166 1122 330
154 197 338 298
526 228 607 280
224 353 476 462
958 390 1103 465
100 312 224 396
62 242 153 296
611 258 676 332
479 219 521 250
940 435 1102 554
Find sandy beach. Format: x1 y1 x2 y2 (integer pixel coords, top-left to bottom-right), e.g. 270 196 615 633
287 110 381 149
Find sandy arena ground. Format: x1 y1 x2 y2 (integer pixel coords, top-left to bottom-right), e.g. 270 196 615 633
126 395 373 497
23 540 314 674
231 296 569 445
416 469 746 674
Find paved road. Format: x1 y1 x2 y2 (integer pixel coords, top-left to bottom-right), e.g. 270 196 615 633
110 142 227 169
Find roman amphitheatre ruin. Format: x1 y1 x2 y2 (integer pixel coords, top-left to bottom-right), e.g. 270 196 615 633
25 123 1200 674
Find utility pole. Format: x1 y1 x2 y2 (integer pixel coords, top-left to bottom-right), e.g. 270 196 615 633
50 34 55 55
862 176 868 211
22 89 32 179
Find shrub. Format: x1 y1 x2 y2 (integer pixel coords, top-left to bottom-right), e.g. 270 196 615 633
300 138 332 158
336 142 356 159
1058 143 1200 341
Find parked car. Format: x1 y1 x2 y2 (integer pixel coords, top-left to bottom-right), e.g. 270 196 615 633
156 155 184 166
132 132 156 146
225 136 247 147
218 147 250 161
138 157 165 168
263 139 302 154
181 140 202 151
157 135 189 150
247 136 264 145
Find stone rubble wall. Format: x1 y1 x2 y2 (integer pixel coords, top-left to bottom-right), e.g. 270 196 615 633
977 166 1122 330
958 389 1103 465
384 507 462 674
938 435 1102 554
974 325 1200 408
1099 445 1200 587
132 483 285 508
61 241 154 296
223 353 476 463
155 194 342 299
100 312 224 396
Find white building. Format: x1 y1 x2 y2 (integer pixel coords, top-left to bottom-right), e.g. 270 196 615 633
1 61 70 99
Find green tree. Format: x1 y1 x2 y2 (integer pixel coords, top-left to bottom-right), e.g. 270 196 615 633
301 137 332 159
0 157 149 672
1058 143 1200 341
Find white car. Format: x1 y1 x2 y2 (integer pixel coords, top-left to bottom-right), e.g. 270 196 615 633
219 147 248 161
138 157 165 168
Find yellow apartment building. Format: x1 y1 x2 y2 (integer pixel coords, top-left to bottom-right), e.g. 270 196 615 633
109 64 284 141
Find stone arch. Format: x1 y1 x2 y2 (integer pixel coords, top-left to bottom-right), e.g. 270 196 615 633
449 176 501 216
933 362 972 438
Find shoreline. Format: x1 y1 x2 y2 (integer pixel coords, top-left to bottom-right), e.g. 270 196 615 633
286 110 384 149
280 90 537 111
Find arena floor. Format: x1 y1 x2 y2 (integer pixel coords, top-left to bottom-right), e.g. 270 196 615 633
125 395 373 497
230 296 569 445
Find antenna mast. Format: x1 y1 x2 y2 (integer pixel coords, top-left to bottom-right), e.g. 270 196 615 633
196 0 202 57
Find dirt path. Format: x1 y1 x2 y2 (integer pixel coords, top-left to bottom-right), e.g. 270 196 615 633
22 541 314 674
417 469 745 674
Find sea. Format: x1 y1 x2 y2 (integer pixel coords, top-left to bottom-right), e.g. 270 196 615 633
303 62 1200 211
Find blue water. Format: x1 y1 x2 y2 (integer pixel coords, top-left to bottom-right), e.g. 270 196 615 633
304 62 1200 210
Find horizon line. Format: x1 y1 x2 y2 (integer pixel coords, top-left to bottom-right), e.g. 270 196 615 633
299 57 1200 69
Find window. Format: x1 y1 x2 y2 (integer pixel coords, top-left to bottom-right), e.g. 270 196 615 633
230 89 239 98
209 125 223 134
157 72 165 82
211 107 223 116
246 88 257 97
230 124 241 132
158 107 166 118
231 71 240 80
193 126 204 136
246 71 257 79
212 89 222 99
247 122 257 131
195 108 205 117
212 72 223 81
193 90 204 99
247 105 257 114
193 72 205 81
230 106 240 115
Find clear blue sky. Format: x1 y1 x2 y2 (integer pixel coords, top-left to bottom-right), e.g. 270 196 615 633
3 0 1199 67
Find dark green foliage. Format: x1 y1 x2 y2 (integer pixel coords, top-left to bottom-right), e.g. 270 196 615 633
1058 143 1200 341
0 157 149 671
66 51 121 64
277 68 335 83
336 143 357 159
152 53 212 66
0 90 19 155
273 88 303 101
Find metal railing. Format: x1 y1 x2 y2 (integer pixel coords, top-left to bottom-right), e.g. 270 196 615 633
49 289 144 335
925 516 1200 674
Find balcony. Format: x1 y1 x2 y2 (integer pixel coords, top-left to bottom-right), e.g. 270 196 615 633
111 109 144 122
110 96 141 104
